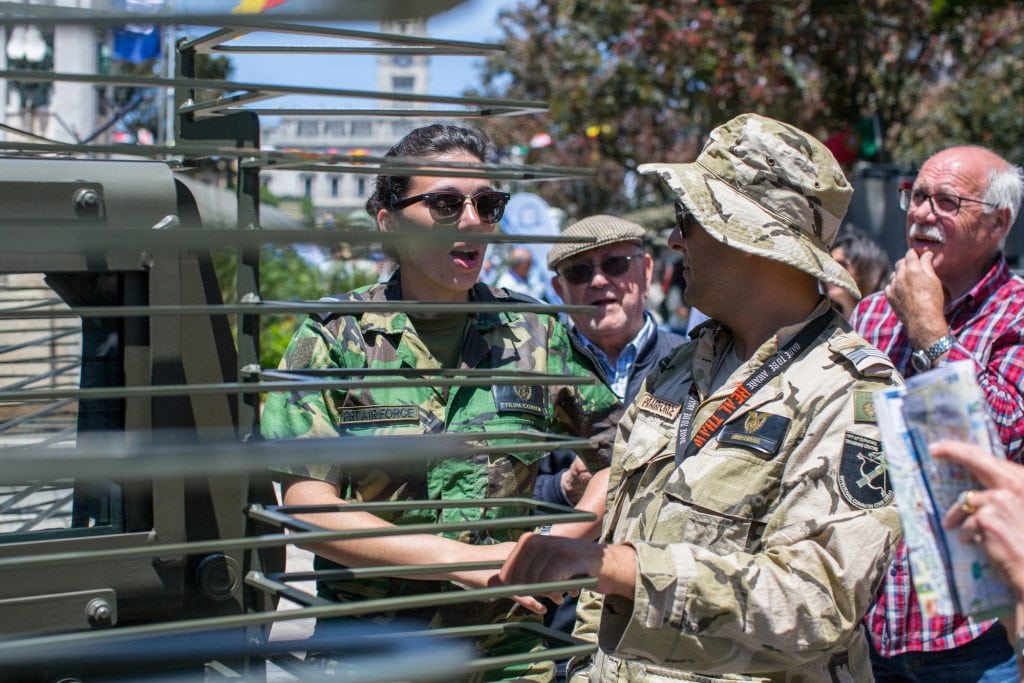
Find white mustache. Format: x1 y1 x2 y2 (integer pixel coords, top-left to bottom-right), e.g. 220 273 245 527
908 222 945 244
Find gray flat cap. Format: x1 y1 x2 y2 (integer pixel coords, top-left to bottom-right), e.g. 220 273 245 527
547 215 646 270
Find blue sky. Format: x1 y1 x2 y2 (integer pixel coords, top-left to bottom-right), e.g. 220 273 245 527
223 0 522 110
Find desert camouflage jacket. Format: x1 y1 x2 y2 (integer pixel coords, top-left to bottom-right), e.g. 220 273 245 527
573 300 903 682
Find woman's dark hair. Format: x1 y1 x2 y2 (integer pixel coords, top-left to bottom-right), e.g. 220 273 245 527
365 123 496 218
834 226 892 296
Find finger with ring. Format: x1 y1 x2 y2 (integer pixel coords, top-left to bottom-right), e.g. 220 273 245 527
958 489 979 516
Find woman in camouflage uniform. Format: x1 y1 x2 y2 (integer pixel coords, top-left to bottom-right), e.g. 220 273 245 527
262 123 622 681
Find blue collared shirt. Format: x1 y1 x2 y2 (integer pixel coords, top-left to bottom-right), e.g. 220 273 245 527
576 312 657 400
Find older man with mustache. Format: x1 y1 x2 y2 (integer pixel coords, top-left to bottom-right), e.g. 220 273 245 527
853 146 1024 681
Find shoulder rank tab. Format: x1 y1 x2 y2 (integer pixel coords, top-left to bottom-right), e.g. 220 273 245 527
310 290 361 325
829 335 895 379
499 288 544 305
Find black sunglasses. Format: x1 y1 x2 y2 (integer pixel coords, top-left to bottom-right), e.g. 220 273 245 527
674 201 697 238
390 190 511 225
559 252 644 285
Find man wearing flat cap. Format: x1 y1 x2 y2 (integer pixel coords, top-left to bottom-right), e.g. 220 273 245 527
496 113 903 681
533 217 686 662
537 216 686 507
547 216 686 407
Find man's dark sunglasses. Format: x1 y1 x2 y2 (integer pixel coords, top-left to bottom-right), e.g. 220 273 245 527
674 201 698 238
559 252 644 285
390 190 511 225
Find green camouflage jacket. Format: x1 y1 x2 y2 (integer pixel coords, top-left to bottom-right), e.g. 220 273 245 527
572 301 903 682
262 272 622 635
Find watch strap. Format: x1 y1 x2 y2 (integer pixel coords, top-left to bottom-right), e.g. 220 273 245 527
921 333 955 362
910 333 954 373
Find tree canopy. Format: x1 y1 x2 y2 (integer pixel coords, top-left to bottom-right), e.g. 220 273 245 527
477 0 1024 217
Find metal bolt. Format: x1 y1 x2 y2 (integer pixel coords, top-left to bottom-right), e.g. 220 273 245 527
72 188 101 216
86 597 113 627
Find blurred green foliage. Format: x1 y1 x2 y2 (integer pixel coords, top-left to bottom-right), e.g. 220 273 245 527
213 246 379 370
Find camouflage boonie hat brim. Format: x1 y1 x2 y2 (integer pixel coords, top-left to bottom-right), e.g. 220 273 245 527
638 113 860 299
547 215 646 271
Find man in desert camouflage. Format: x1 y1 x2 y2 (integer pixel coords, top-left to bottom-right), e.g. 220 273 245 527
496 113 903 681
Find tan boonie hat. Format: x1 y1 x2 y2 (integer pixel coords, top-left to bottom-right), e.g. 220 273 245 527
547 215 646 271
638 113 859 298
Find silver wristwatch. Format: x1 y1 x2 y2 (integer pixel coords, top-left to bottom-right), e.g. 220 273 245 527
910 333 954 373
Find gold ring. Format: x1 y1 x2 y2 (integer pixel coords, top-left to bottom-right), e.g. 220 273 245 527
959 489 979 516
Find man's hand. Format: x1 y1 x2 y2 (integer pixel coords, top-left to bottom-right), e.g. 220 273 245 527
493 533 638 599
885 249 949 350
560 456 593 504
449 542 549 615
550 467 608 541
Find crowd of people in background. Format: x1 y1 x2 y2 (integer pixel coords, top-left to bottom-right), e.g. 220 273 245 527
485 222 895 337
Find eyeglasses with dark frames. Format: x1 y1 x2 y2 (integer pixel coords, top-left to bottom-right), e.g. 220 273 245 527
389 190 511 225
558 252 644 285
898 187 996 218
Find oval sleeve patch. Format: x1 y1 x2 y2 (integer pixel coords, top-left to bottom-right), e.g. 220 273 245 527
838 431 893 509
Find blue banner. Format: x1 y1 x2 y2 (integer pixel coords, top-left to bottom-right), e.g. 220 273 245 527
112 25 161 63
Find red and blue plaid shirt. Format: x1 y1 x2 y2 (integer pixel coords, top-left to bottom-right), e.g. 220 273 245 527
853 254 1024 655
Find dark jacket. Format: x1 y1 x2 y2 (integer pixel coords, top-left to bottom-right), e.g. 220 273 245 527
534 322 686 505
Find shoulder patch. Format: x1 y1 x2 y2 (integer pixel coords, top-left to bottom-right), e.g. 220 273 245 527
853 391 876 423
493 384 546 417
285 335 318 370
829 336 895 379
838 432 893 509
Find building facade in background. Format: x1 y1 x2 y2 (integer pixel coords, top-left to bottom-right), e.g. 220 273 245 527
261 19 433 226
2 18 101 145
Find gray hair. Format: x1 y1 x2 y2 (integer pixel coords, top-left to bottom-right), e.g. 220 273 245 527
983 161 1024 224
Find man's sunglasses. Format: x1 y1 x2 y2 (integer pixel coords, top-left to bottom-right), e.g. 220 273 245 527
390 190 511 225
674 201 698 238
559 252 644 285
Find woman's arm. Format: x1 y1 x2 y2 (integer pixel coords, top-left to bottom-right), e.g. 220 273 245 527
283 477 546 613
